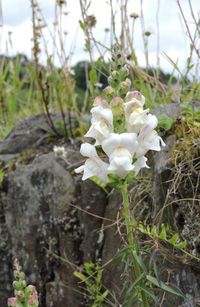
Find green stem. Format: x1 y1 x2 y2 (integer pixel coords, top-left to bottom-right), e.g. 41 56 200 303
121 182 149 307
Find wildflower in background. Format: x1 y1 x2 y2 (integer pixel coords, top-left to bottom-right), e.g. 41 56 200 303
144 27 154 37
130 12 139 19
7 297 16 307
53 145 67 158
7 259 39 307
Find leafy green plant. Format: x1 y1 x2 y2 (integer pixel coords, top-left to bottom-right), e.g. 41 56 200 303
74 262 109 307
138 223 187 250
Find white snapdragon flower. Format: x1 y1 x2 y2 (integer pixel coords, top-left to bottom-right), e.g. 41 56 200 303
102 133 138 178
136 114 165 157
75 143 109 182
124 91 148 133
85 97 113 145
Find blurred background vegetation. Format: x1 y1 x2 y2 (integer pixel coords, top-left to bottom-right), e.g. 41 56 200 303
0 0 199 139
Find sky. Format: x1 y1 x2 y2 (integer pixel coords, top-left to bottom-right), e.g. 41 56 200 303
0 0 199 74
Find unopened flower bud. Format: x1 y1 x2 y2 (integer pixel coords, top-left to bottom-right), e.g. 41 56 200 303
125 91 145 107
21 280 27 288
19 272 26 280
119 78 131 93
103 86 115 96
111 70 119 80
110 97 124 116
93 96 109 108
27 293 39 305
120 65 129 78
7 297 17 307
15 290 24 299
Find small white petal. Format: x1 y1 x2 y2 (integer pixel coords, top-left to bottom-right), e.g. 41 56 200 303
125 106 149 133
80 143 98 158
125 91 145 107
139 114 158 138
91 106 113 125
102 133 138 157
134 156 149 175
75 143 109 182
137 130 165 157
74 165 85 174
85 120 112 145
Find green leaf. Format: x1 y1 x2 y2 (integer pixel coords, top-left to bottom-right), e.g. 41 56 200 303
159 224 167 240
126 272 146 295
168 233 179 245
151 226 159 237
101 290 109 299
146 275 185 298
132 251 147 273
79 20 85 30
74 271 91 287
137 284 159 304
158 115 174 131
90 176 108 193
175 241 187 249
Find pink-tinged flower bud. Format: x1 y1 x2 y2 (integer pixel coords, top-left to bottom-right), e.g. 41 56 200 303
16 290 24 299
125 91 145 107
27 293 39 305
93 96 109 108
110 97 124 116
103 86 115 96
7 297 17 307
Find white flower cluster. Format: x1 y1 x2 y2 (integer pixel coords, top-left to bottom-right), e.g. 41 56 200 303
75 91 165 182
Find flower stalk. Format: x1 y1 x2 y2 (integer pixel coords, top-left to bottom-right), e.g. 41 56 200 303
121 182 149 307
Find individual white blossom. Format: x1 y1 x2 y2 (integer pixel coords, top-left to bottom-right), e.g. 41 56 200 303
102 133 138 177
85 97 113 145
124 91 149 133
136 114 165 157
75 143 109 182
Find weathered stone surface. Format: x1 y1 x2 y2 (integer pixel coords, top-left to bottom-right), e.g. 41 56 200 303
0 149 108 306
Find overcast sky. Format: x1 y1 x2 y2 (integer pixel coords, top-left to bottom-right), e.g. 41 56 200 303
0 0 199 74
